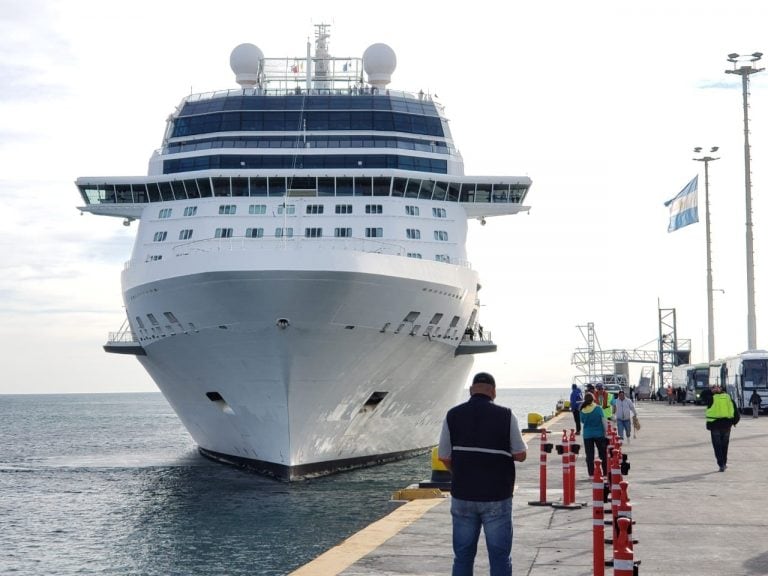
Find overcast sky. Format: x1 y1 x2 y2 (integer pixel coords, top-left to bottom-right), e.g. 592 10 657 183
2 0 768 393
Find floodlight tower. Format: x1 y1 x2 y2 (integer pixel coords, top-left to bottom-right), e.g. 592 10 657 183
726 52 763 351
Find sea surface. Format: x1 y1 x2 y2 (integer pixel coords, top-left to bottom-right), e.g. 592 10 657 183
0 388 566 575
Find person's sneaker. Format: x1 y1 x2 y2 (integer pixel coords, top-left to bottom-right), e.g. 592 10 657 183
719 465 725 472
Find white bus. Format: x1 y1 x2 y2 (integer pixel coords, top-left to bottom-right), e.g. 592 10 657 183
686 362 711 405
717 350 768 414
708 359 726 387
670 364 694 402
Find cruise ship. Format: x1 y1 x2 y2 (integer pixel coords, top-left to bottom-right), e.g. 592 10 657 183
76 25 532 480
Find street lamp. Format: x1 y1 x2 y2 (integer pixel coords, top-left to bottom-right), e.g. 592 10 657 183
693 147 719 361
726 52 763 351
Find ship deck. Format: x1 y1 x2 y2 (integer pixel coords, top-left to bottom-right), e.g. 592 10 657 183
290 401 768 575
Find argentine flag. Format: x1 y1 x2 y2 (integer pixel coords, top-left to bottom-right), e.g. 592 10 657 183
664 175 699 232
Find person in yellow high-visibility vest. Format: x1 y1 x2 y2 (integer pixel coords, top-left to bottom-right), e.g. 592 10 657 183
705 385 740 472
594 383 613 419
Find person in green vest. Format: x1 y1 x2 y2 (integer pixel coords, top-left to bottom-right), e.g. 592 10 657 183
594 383 613 419
705 385 740 472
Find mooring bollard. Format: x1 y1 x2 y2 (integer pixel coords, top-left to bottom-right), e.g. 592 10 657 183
592 458 605 576
528 429 554 506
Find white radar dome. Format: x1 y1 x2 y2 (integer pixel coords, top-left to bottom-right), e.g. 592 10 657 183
230 43 264 88
363 43 396 90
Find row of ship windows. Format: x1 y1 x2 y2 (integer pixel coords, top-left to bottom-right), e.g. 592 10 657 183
81 176 527 205
162 154 448 175
153 228 450 241
166 136 450 155
145 251 450 263
159 205 448 218
179 95 441 116
171 111 445 138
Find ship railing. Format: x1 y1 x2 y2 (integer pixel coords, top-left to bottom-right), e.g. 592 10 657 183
106 318 139 344
159 138 456 156
461 328 492 343
181 87 433 103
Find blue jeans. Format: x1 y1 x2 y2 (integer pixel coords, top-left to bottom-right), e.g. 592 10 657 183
451 497 512 576
616 418 631 440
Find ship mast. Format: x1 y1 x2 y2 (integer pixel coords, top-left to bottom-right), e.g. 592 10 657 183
313 23 332 92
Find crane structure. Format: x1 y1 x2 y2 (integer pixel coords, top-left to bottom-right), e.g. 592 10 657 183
571 316 690 394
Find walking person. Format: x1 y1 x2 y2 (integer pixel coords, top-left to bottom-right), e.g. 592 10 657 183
438 372 527 576
569 383 583 435
594 383 613 420
706 385 740 472
580 392 608 478
612 390 637 444
749 389 762 418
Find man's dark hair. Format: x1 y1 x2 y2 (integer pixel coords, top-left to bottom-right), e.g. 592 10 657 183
472 372 496 387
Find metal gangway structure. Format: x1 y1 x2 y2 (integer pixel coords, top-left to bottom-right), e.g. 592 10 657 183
571 316 690 394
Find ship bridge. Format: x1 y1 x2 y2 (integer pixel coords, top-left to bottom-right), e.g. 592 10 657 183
77 172 531 222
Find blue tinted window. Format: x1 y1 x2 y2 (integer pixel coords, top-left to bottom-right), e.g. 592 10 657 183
355 177 372 196
164 155 446 174
432 181 448 201
336 178 353 196
197 178 212 197
171 110 445 138
148 183 162 202
392 178 408 197
318 177 335 196
373 177 391 196
250 177 267 196
268 177 285 196
212 178 230 197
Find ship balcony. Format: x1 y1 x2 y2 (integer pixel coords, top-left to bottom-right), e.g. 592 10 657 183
104 321 145 356
455 329 496 356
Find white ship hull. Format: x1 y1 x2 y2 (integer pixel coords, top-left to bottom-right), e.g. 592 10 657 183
126 250 477 479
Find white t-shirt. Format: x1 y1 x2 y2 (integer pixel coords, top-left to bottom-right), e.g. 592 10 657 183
612 397 637 421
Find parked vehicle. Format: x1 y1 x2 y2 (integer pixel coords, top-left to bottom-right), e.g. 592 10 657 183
717 350 768 414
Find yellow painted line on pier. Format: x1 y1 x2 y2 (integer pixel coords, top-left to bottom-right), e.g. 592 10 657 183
288 497 444 576
290 410 569 575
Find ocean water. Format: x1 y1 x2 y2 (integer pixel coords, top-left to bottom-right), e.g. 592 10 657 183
0 388 564 575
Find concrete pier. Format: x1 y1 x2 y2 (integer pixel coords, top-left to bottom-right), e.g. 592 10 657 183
290 401 768 576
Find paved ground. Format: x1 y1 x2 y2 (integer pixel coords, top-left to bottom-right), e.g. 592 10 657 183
291 401 768 576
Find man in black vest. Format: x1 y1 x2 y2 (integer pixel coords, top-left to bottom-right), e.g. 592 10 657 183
437 372 527 576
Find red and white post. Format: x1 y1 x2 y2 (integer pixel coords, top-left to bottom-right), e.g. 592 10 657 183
528 429 554 506
592 458 605 576
612 518 635 576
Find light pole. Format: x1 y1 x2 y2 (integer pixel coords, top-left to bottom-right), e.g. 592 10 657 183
726 52 763 351
693 147 719 361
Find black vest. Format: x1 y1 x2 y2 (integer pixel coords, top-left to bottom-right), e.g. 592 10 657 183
446 394 515 501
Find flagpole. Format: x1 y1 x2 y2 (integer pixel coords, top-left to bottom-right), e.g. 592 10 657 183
726 52 763 351
693 147 719 361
